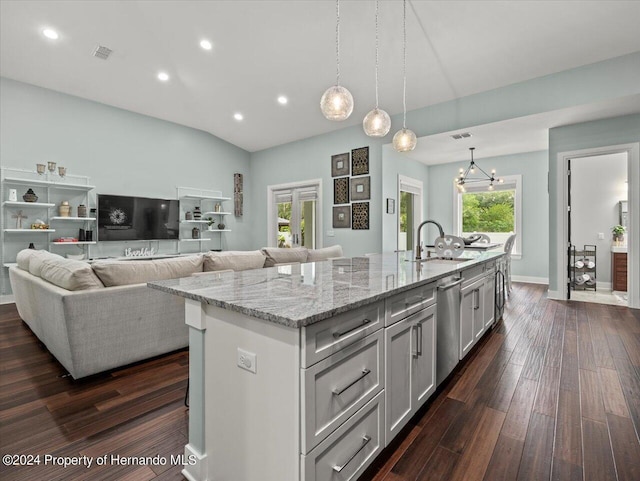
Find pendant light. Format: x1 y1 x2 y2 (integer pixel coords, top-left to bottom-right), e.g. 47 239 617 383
393 0 417 152
455 147 504 192
320 0 354 121
363 0 391 137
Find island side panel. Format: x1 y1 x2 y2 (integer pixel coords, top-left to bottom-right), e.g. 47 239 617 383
203 303 301 480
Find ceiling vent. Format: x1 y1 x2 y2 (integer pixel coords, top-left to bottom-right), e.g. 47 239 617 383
93 45 112 60
451 132 472 140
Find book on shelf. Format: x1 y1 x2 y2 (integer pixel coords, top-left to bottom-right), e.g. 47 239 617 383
54 237 78 243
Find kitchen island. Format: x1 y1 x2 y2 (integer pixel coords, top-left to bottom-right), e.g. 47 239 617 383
149 250 504 481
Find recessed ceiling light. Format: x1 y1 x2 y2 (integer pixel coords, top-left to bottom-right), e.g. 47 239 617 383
42 28 59 40
234 113 244 121
277 96 288 105
200 39 213 50
157 72 170 82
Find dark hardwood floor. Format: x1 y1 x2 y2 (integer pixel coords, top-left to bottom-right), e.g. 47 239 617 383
1 283 639 481
361 283 640 481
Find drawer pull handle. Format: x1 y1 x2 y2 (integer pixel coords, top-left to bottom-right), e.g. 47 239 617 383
332 435 372 473
333 319 371 339
332 369 371 396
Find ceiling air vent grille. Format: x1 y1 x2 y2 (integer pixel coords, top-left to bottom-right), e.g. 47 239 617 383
451 132 472 140
93 45 113 60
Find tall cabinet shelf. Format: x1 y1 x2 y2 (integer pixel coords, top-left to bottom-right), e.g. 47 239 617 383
176 187 231 252
1 167 95 268
571 244 597 291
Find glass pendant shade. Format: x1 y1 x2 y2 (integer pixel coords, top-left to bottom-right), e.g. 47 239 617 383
363 108 391 137
320 85 354 121
393 128 417 152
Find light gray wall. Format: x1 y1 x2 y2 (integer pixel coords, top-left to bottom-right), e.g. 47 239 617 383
548 113 640 292
571 153 627 286
381 145 429 253
1 77 251 295
428 151 549 280
249 125 386 257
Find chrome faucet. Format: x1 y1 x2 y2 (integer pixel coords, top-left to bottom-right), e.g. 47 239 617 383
416 220 445 260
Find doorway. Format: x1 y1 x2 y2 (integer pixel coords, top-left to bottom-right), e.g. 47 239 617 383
398 175 423 252
567 153 628 306
268 180 322 249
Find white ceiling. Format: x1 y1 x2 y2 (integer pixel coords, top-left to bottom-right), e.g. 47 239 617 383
406 94 640 165
1 1 640 153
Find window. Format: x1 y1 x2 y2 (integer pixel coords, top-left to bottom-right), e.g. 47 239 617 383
453 175 522 256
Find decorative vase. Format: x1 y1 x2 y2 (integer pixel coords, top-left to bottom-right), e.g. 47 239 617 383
77 204 87 217
36 164 46 175
22 189 38 202
59 201 71 217
192 227 200 239
218 223 225 230
208 224 215 231
214 203 221 213
185 211 193 220
193 207 202 220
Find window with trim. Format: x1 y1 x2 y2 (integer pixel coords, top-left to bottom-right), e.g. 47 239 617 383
453 175 522 257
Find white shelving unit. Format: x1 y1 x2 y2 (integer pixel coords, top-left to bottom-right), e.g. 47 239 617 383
1 167 96 272
177 187 231 252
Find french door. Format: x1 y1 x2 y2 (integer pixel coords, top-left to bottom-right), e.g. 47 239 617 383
271 182 320 249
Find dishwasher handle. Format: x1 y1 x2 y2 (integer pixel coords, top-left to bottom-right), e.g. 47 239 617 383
437 277 464 290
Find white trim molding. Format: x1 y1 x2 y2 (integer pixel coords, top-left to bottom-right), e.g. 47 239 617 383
182 444 207 481
555 143 639 308
512 275 548 285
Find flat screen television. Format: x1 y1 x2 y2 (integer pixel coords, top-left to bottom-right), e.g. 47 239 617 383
97 194 180 241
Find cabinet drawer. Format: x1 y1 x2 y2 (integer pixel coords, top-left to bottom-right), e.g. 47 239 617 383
302 392 384 481
462 262 494 287
302 301 383 368
385 281 436 326
301 330 384 453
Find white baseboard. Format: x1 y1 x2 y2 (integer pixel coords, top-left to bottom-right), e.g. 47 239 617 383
512 275 548 285
597 281 612 290
0 294 15 305
547 290 565 300
182 444 207 481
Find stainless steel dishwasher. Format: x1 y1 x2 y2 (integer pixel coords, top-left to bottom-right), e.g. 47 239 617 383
436 275 464 386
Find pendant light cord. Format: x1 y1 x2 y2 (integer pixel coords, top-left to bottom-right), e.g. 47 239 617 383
336 0 340 85
402 0 407 129
375 0 379 108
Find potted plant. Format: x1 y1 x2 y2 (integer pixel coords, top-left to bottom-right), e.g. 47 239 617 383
206 217 215 231
612 224 625 242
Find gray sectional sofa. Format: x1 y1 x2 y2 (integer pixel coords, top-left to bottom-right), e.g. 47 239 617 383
9 245 343 378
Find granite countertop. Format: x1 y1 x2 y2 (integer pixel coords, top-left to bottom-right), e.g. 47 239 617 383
148 251 504 328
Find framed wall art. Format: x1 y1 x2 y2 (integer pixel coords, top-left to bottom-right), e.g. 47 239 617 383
351 146 369 176
331 153 350 177
333 205 351 228
334 177 349 204
352 202 369 230
350 176 370 201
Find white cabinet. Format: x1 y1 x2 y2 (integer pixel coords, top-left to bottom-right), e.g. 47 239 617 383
384 303 436 444
460 264 496 359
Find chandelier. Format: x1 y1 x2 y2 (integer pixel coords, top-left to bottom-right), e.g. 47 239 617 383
456 148 503 192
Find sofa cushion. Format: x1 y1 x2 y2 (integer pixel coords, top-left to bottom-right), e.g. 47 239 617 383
39 258 105 290
203 251 266 272
307 245 344 262
92 255 204 287
28 250 64 278
261 247 309 267
16 249 38 271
